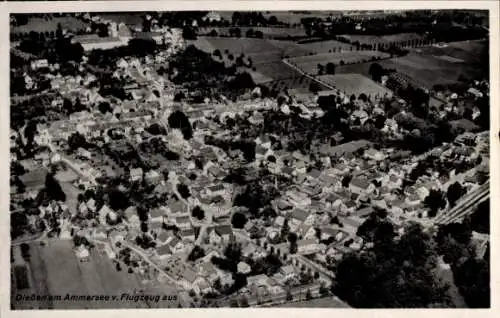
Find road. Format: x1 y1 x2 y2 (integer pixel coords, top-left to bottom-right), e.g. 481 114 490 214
282 59 337 92
433 180 489 225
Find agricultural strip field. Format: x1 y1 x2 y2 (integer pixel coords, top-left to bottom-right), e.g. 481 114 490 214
16 240 157 309
12 17 89 34
377 53 479 88
287 51 390 75
198 26 308 38
188 37 311 64
339 33 425 45
262 11 343 25
317 74 394 98
409 40 487 65
295 39 354 54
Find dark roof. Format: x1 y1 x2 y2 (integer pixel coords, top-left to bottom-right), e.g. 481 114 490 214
215 224 233 236
290 208 309 222
350 178 371 189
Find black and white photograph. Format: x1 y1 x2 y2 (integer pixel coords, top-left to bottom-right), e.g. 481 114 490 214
8 7 492 310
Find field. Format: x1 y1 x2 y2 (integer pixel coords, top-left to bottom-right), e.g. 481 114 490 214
410 40 487 65
317 74 394 98
295 40 354 54
339 33 425 45
11 240 155 309
199 26 308 38
262 11 343 25
378 53 480 88
12 17 89 34
99 13 144 28
188 37 310 64
288 51 390 75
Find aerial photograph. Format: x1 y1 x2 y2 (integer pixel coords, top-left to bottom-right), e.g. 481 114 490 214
9 10 490 309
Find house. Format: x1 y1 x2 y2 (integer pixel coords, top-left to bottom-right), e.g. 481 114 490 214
195 278 212 295
299 224 316 240
289 208 309 224
71 34 126 51
364 148 386 161
150 208 166 224
175 216 191 229
286 189 311 208
206 184 226 197
214 225 233 242
197 261 219 284
237 261 252 275
180 228 196 241
297 239 321 255
129 167 144 182
30 59 48 70
349 178 375 195
169 200 187 215
168 237 185 254
97 205 115 225
279 265 297 280
124 206 140 228
145 170 162 185
157 231 170 244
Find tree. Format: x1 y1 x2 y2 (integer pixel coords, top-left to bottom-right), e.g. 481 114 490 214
454 257 490 308
231 212 247 229
335 220 451 308
188 245 206 262
369 63 385 82
68 132 88 151
191 205 205 220
45 173 66 202
168 111 193 140
446 182 466 207
309 82 321 94
213 48 222 58
98 101 112 114
341 175 352 188
177 184 191 199
424 189 447 217
325 62 336 75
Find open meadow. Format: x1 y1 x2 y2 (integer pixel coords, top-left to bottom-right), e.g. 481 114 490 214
317 74 393 98
13 240 158 309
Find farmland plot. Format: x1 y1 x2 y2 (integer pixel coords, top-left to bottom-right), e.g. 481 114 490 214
288 51 389 75
317 74 393 98
12 17 89 34
21 240 152 309
339 33 425 45
377 53 480 88
296 40 354 54
199 26 308 38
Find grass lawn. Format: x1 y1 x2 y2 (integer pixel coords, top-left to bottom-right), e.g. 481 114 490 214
317 74 393 98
